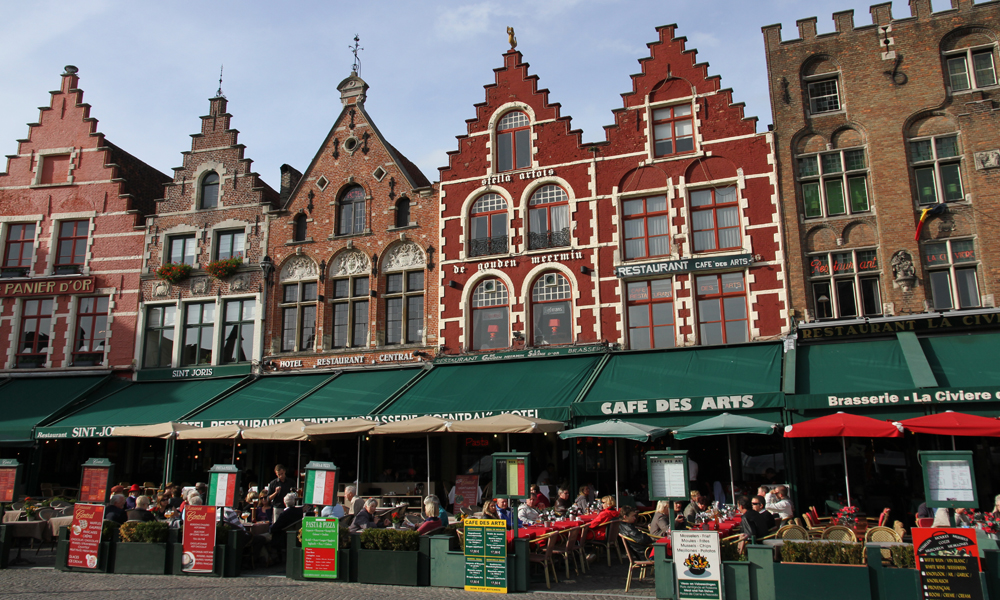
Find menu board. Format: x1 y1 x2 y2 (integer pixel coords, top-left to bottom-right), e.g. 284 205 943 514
454 475 480 510
182 505 217 573
304 467 337 507
912 528 984 600
927 460 975 503
649 455 688 500
67 503 105 569
207 471 236 508
0 466 18 503
492 453 529 499
672 530 723 600
464 518 507 593
302 517 339 579
79 466 109 503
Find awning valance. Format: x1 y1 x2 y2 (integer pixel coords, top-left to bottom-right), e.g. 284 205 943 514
1 376 122 443
279 367 423 421
185 373 334 428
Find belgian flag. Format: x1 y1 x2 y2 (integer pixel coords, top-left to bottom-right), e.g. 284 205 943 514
914 204 946 241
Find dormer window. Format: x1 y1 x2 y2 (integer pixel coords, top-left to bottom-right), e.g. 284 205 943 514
292 214 307 242
496 111 530 172
652 104 694 157
337 185 366 236
946 47 997 92
200 172 220 209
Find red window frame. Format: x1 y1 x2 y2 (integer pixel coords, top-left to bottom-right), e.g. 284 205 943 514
695 273 749 345
622 196 670 260
4 223 35 268
17 298 53 366
56 220 88 266
626 280 675 350
652 104 694 157
496 111 531 173
73 296 109 365
690 187 741 252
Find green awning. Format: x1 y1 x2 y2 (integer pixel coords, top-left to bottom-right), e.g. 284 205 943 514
380 355 606 421
573 344 784 420
185 373 333 427
575 409 785 431
35 377 248 439
795 339 913 394
920 333 1000 387
671 412 779 440
0 376 120 443
280 368 422 420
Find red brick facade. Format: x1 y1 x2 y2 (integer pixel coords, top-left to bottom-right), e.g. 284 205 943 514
438 27 787 354
763 0 1000 324
137 94 279 372
261 73 437 371
0 67 169 373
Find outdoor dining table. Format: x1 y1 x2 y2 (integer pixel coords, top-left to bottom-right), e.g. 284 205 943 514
2 510 23 523
3 520 52 566
48 515 73 538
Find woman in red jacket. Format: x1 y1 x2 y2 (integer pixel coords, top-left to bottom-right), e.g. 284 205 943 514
586 495 619 541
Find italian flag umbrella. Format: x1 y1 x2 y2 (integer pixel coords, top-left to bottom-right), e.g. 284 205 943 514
784 412 902 506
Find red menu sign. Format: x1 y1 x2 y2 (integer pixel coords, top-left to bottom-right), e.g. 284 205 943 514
0 468 17 503
912 527 984 600
79 467 109 503
67 504 105 569
454 475 480 510
182 505 217 573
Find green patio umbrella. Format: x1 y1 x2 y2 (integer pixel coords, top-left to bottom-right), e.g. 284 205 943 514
671 412 777 504
559 419 669 504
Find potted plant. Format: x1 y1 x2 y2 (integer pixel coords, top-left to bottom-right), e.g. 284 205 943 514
114 521 170 574
155 263 193 284
205 257 242 279
356 528 429 586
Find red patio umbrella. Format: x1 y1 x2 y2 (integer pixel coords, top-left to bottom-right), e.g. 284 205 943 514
784 412 902 506
895 410 1000 450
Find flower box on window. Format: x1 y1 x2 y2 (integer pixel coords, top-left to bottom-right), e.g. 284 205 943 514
155 263 193 284
206 257 242 279
0 267 28 278
55 265 80 275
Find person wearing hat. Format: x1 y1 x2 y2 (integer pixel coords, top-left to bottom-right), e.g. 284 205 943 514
125 484 143 510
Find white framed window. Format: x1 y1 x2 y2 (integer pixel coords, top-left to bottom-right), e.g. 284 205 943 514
469 194 508 258
945 46 997 92
909 135 964 205
281 281 318 352
496 111 531 172
808 249 882 320
385 270 424 345
806 77 841 114
651 103 694 157
331 276 369 348
923 239 980 311
797 147 869 218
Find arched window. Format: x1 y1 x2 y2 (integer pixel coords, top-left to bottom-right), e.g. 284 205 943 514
395 198 411 228
200 172 219 209
496 111 530 172
471 279 509 351
528 185 570 250
293 214 307 242
531 273 572 345
337 185 366 236
469 194 508 257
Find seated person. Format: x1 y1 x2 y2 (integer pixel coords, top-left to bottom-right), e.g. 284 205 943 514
685 496 709 524
350 498 389 533
496 497 521 530
553 488 573 514
737 497 769 550
683 490 699 520
152 493 171 518
992 494 1000 518
672 501 688 531
586 496 620 541
574 486 590 511
126 495 157 522
754 495 775 531
764 485 794 521
254 495 273 523
619 505 654 558
481 500 500 520
168 487 183 509
426 493 449 526
269 493 303 548
126 484 143 510
241 491 258 513
529 484 550 509
648 500 671 537
417 499 443 535
105 494 128 525
517 495 541 524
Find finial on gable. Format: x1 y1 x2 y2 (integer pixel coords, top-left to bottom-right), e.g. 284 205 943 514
350 34 363 75
215 65 225 98
507 27 517 50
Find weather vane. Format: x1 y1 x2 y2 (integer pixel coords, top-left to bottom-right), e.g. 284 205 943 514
216 65 225 98
350 35 363 74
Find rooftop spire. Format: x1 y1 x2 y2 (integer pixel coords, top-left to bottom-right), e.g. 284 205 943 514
350 34 363 75
215 65 225 98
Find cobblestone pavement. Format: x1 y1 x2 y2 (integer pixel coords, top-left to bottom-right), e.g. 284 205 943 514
0 549 656 599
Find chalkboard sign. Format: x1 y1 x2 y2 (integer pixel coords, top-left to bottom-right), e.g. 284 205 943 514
912 527 984 600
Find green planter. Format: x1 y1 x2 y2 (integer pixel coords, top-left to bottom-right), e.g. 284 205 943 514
356 536 430 587
55 526 115 573
170 542 224 577
170 529 244 577
286 530 358 582
774 563 872 600
113 542 169 575
285 531 304 581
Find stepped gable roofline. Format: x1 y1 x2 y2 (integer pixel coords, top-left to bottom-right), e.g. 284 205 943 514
440 49 587 177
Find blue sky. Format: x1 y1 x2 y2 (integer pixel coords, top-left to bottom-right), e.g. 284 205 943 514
0 0 959 189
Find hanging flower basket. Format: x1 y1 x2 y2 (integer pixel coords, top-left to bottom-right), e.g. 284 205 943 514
206 257 243 279
155 263 193 284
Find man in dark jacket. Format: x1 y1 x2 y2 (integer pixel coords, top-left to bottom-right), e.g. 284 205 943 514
754 495 776 531
619 506 655 558
105 494 128 525
269 493 303 549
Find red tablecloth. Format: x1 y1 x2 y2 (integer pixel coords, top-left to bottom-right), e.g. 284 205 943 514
652 518 742 556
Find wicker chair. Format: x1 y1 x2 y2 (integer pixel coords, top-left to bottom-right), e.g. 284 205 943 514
619 534 655 592
800 513 825 538
528 531 561 589
892 520 908 542
865 525 901 563
588 520 624 566
776 524 810 540
553 526 582 578
821 525 857 542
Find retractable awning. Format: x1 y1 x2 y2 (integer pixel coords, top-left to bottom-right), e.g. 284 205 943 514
34 376 249 439
2 376 124 443
278 367 423 421
184 373 334 428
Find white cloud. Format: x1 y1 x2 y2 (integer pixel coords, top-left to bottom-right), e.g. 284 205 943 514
434 3 501 40
687 31 721 49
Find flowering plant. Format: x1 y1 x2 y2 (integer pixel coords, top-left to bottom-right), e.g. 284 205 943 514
206 257 242 279
836 505 860 526
155 262 193 284
975 510 1000 534
23 497 39 519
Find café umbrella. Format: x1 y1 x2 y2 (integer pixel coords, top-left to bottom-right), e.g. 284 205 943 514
112 422 201 484
559 419 668 504
370 416 453 498
175 424 244 462
450 413 564 452
243 421 311 490
671 412 778 504
895 411 1000 449
304 419 379 494
784 412 902 506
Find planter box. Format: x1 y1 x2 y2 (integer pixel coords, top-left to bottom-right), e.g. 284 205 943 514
880 567 920 600
170 542 224 577
774 563 871 600
113 542 169 575
356 536 430 587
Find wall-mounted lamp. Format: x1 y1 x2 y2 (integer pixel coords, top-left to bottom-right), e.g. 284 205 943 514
260 255 275 287
580 265 594 276
448 280 461 289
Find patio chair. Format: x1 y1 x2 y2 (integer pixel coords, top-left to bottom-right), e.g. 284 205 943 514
39 483 55 497
865 526 901 563
528 531 560 589
916 517 934 528
776 525 809 540
619 534 654 592
48 500 69 509
636 510 655 526
10 502 24 511
821 525 857 542
589 520 623 566
800 513 825 538
892 520 908 542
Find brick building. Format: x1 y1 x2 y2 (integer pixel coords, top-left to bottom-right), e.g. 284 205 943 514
261 72 436 372
763 0 1000 325
137 92 279 377
0 66 168 375
437 26 787 354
